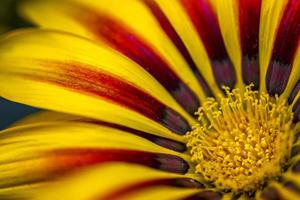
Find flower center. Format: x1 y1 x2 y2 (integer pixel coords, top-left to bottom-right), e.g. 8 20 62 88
186 85 294 193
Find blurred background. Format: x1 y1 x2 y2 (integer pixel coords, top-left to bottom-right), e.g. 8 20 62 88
0 0 39 129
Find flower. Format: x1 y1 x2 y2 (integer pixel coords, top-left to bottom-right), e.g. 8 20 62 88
0 0 299 199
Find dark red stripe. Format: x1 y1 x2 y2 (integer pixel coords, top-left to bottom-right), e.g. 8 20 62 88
0 149 189 190
181 0 236 89
80 119 187 152
284 181 300 194
32 61 190 135
100 177 204 200
143 0 214 97
292 160 300 172
261 187 283 200
181 191 222 200
47 149 189 174
267 0 300 95
239 0 262 89
72 5 200 115
288 80 300 104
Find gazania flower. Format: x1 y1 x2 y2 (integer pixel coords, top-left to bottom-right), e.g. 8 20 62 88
0 0 299 199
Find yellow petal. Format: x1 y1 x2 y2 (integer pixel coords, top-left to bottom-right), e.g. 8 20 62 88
210 0 243 89
0 29 195 138
264 182 300 200
32 163 200 200
11 111 189 153
11 111 80 127
146 0 222 97
259 0 288 92
21 0 208 110
0 121 191 198
281 45 300 101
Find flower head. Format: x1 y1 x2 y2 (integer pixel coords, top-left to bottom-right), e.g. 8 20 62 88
0 0 299 199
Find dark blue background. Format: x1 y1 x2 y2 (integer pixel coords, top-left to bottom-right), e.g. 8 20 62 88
0 98 39 129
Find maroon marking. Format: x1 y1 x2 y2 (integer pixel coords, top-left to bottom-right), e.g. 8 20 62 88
79 119 187 152
239 0 262 89
267 0 300 95
181 190 222 200
47 149 189 174
261 187 283 200
284 181 300 194
99 178 204 200
0 149 189 190
288 80 300 104
72 6 200 115
293 160 300 172
293 98 300 123
1 115 186 152
143 0 214 97
267 61 293 96
181 0 236 89
31 61 191 135
242 56 260 89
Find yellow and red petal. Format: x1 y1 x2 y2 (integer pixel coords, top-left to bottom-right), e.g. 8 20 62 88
30 163 201 200
150 0 223 96
142 0 214 98
11 111 188 153
259 0 300 96
0 29 195 137
212 0 244 90
0 120 194 198
266 0 300 96
20 0 300 98
21 0 208 114
259 0 287 92
0 0 299 199
180 0 237 89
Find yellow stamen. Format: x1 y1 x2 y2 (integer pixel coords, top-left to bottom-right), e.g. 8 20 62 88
186 84 294 193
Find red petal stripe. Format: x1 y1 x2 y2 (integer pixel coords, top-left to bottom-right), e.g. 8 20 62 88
181 0 236 89
181 191 222 200
0 149 189 190
99 178 203 200
29 61 190 135
143 0 214 97
72 5 200 115
46 149 189 175
267 0 300 95
239 0 262 89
